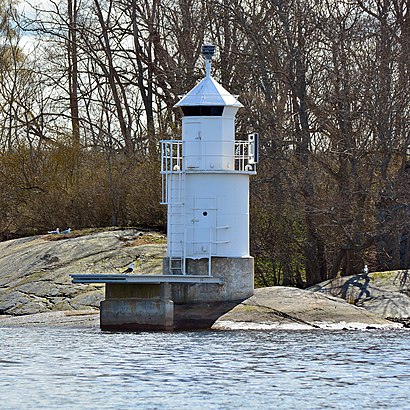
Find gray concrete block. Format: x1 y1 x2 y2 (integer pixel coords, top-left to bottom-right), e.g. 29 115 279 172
105 283 166 299
100 298 174 331
163 256 254 303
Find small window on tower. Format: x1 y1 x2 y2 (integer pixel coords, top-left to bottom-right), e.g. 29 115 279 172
203 211 208 216
181 106 224 116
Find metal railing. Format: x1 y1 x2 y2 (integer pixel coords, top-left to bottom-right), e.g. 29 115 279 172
161 140 183 174
161 140 182 204
234 141 252 172
161 139 256 174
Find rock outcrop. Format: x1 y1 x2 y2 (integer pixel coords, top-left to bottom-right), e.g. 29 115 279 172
0 229 166 316
309 270 410 324
0 310 100 327
213 286 399 330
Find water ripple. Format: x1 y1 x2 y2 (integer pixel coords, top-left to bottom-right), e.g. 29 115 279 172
1 328 410 409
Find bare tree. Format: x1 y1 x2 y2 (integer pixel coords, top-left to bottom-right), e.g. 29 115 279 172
67 0 80 145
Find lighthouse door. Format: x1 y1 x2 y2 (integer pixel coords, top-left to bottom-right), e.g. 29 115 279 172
191 197 216 257
184 120 201 169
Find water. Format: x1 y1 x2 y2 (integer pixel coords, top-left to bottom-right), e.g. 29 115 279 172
1 327 410 409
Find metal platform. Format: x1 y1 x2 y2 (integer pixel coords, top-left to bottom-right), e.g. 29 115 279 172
71 274 223 284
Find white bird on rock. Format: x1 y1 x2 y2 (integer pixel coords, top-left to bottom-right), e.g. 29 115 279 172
363 265 369 275
61 228 71 234
47 228 60 234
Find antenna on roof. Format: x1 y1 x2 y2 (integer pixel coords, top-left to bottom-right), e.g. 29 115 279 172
201 44 215 78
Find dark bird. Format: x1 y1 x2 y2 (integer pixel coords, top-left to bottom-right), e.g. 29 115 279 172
122 262 134 273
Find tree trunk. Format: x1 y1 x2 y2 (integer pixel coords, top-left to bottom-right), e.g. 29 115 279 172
68 0 80 146
94 0 133 156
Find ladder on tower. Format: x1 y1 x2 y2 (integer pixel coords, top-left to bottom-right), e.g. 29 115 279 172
169 253 184 274
168 171 186 275
168 206 185 274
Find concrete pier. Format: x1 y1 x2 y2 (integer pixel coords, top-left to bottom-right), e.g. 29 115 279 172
164 256 254 329
71 256 253 331
163 256 254 303
101 283 174 331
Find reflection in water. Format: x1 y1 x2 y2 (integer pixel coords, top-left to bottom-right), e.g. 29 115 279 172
1 328 410 409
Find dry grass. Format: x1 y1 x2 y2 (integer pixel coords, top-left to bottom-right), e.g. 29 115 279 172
127 234 167 247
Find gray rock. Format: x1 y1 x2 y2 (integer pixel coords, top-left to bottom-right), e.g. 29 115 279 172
69 289 104 310
0 310 100 327
310 270 410 320
0 229 166 316
213 286 399 330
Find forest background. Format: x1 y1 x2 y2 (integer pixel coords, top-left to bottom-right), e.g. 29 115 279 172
0 0 409 287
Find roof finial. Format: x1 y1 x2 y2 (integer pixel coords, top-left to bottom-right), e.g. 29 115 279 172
201 44 215 78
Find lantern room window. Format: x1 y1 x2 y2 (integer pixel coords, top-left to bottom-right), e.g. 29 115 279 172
181 106 224 116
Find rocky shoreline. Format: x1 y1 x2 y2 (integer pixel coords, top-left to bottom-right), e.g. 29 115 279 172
0 310 100 327
0 229 408 330
213 286 402 330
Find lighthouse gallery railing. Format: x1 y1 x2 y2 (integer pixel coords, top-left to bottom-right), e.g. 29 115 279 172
160 139 256 204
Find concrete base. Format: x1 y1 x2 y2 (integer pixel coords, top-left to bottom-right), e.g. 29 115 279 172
100 298 174 331
100 283 173 331
173 300 243 330
163 256 254 302
166 256 254 329
99 256 254 331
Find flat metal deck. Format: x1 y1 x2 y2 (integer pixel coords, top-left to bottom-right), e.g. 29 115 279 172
71 274 223 284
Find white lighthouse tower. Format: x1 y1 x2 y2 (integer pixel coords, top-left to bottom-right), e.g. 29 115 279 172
71 45 258 331
161 45 257 300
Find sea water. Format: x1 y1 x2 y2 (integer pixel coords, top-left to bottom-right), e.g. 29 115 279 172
1 327 409 409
